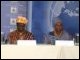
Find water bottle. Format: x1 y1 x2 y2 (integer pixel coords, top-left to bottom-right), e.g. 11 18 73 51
1 32 5 44
49 35 56 45
73 33 79 46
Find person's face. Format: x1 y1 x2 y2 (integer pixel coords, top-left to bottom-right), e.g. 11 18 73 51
17 23 26 31
54 22 63 32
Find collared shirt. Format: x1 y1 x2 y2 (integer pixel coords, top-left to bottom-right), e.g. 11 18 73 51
7 30 34 44
44 31 72 44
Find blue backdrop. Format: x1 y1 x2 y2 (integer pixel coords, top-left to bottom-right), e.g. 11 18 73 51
1 1 79 43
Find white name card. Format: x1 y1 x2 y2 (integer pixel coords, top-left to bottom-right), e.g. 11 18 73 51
17 40 36 45
55 40 74 46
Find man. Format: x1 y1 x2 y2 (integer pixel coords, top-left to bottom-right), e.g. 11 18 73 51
44 19 72 44
7 16 34 44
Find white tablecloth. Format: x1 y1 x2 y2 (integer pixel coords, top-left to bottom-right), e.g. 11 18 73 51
1 45 79 59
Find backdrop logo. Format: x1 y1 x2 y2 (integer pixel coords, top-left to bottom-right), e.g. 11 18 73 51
11 7 17 14
10 18 16 25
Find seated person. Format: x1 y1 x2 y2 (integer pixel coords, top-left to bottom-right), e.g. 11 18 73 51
7 16 34 44
44 19 72 44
